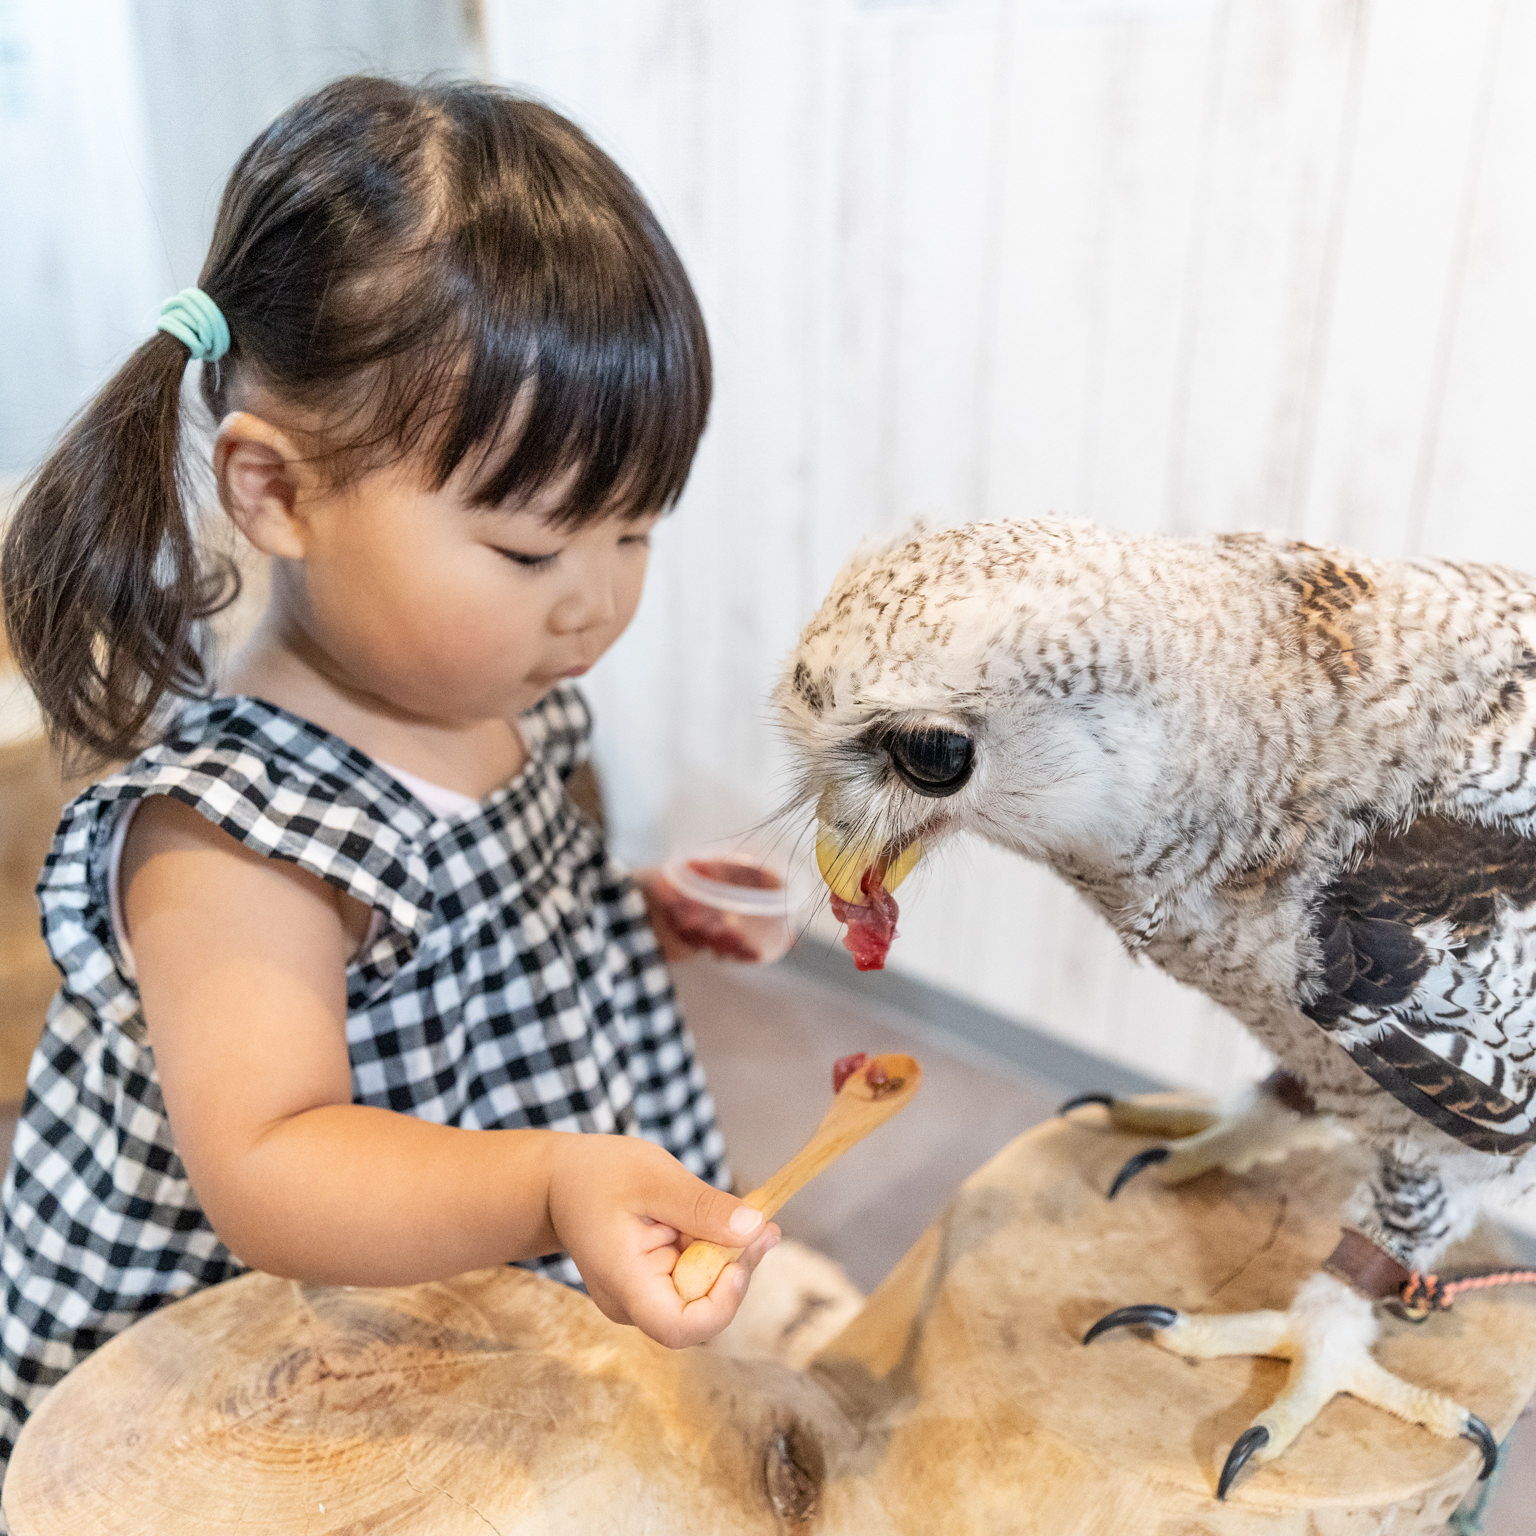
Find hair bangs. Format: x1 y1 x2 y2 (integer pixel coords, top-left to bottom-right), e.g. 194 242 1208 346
440 323 707 525
427 282 712 528
422 88 711 524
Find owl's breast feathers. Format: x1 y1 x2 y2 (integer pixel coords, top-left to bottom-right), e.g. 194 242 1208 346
1304 816 1536 1154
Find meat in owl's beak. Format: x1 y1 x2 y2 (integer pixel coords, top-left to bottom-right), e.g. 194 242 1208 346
814 816 922 971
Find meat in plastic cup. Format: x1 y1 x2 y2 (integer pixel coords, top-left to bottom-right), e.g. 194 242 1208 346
653 854 793 964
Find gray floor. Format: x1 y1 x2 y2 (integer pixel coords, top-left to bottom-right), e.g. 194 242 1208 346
676 947 1535 1536
676 948 1062 1291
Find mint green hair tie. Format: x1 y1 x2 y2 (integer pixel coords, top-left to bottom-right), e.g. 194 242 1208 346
156 288 230 362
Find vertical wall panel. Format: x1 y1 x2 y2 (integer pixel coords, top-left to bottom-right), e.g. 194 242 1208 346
1416 0 1536 569
1298 0 1504 556
0 0 161 472
483 0 1536 1095
1163 1 1366 538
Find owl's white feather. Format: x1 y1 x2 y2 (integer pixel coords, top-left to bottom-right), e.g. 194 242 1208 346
779 518 1536 1267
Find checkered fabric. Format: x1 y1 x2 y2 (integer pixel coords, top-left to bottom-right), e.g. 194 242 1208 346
0 685 726 1485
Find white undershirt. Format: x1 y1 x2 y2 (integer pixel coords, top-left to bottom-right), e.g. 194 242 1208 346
378 763 483 821
106 760 483 977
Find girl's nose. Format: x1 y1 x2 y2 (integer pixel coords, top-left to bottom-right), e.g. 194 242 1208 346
549 569 618 635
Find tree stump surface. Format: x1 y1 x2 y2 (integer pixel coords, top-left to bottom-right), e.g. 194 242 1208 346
9 1113 1536 1535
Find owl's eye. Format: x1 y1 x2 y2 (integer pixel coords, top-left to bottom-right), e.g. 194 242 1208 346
886 727 975 797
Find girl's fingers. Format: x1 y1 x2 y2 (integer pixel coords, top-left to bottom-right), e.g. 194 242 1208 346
630 1230 781 1349
642 1165 765 1252
636 1219 681 1251
627 1265 744 1349
731 1224 781 1275
589 1224 782 1349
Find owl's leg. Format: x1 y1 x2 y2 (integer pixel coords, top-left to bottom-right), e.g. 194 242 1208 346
1064 1071 1343 1199
1084 1153 1496 1499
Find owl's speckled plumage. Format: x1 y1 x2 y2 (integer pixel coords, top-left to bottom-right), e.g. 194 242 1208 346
779 518 1536 1269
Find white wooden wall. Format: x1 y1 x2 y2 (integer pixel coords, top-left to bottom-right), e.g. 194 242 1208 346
0 0 162 473
485 0 1536 1096
6 2 1535 1098
0 0 476 475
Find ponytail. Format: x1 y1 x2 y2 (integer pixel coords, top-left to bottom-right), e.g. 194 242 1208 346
1 330 237 767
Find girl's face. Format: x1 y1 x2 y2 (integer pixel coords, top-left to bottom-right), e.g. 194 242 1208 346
270 453 659 725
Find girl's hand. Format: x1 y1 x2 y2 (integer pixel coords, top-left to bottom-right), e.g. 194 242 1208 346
636 867 768 964
546 1135 780 1349
635 866 703 962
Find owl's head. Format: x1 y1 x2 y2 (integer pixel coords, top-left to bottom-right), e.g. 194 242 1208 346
776 519 1178 917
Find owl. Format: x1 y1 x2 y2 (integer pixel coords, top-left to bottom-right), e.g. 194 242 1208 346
778 518 1536 1495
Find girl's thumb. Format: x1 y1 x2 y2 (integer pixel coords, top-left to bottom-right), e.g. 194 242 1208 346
657 1174 765 1247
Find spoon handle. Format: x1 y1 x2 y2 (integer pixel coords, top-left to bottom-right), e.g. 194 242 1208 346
666 1210 765 1307
671 1081 916 1303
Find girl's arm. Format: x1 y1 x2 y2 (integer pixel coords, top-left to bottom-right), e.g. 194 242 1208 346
123 796 775 1349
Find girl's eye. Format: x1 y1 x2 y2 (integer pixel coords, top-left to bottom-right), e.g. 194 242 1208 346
620 532 652 550
497 548 560 569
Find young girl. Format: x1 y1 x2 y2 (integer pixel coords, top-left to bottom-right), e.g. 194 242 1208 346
0 75 778 1473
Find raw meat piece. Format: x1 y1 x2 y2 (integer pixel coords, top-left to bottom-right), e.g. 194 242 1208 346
831 1053 868 1093
831 1053 908 1098
863 1058 906 1098
686 859 781 891
829 868 899 970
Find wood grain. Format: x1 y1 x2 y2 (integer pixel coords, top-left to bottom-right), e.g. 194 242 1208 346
0 655 69 1104
10 1115 1536 1534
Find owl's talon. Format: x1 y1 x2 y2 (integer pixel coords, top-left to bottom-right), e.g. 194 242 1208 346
1217 1425 1270 1500
1082 1303 1180 1344
1058 1091 1116 1115
1462 1413 1498 1480
1107 1146 1169 1199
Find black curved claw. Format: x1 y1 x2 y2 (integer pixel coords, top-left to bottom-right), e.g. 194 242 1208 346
1107 1145 1170 1199
1217 1424 1270 1501
1462 1413 1498 1480
1082 1304 1180 1346
1058 1091 1116 1116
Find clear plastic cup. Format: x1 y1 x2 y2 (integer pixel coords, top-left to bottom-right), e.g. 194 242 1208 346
652 853 793 964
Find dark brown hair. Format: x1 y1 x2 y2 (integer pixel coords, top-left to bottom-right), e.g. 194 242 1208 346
2 76 711 765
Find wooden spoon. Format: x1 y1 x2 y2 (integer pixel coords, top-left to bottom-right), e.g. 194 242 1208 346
671 1052 922 1302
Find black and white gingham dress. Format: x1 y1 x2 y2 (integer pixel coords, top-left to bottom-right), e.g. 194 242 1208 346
0 685 726 1475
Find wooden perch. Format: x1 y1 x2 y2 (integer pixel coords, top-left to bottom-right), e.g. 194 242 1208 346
9 1115 1536 1534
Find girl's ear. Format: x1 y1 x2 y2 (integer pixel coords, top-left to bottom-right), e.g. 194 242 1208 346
213 413 315 560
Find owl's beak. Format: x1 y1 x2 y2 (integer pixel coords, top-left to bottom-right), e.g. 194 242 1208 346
814 818 923 905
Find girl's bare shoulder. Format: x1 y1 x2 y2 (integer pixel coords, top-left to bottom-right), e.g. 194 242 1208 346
120 794 371 955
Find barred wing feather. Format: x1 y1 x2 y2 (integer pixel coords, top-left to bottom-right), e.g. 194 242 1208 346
1304 816 1536 1155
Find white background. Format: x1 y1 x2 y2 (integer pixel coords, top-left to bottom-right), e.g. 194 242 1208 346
484 0 1536 1096
5 1 1536 1097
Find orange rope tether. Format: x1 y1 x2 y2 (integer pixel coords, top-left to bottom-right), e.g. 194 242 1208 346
1399 1267 1536 1322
